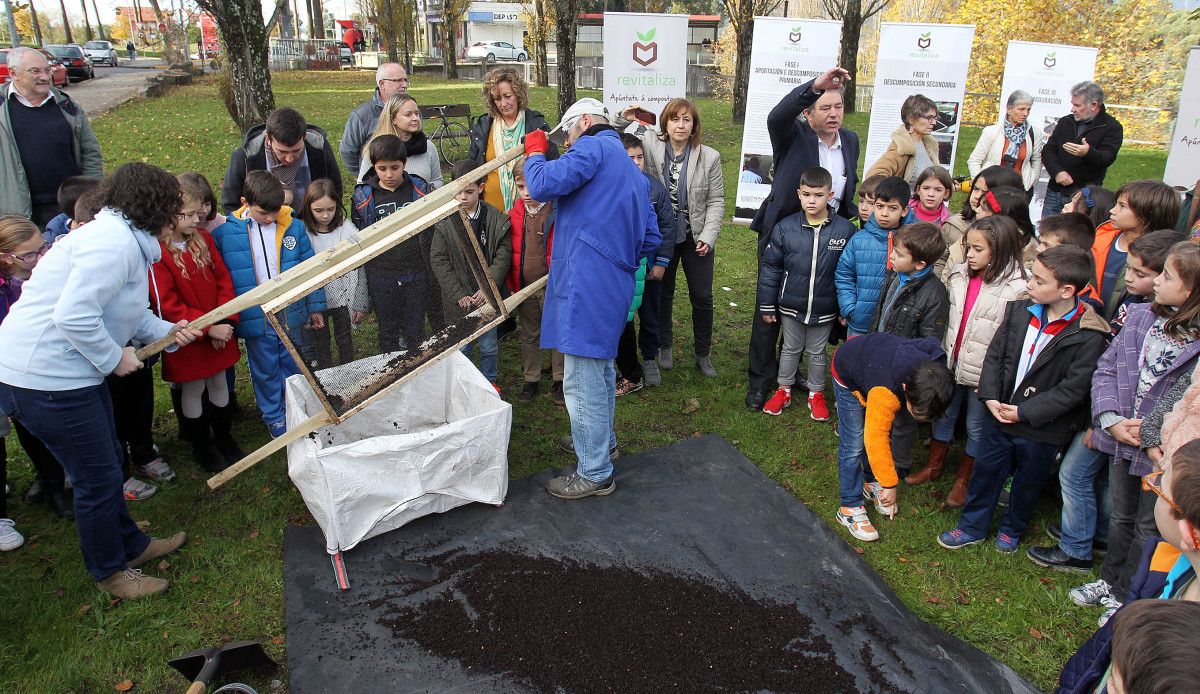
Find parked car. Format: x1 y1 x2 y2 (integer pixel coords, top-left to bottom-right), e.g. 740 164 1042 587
465 41 527 62
339 43 353 64
84 40 119 67
46 44 95 81
0 48 70 89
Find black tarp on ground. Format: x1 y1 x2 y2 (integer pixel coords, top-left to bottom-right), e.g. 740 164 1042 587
283 435 1041 693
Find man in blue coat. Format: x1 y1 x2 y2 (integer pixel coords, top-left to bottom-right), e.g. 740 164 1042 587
523 98 660 499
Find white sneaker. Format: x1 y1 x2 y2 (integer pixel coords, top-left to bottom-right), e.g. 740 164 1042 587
862 481 892 515
137 458 176 482
1069 578 1112 607
836 505 879 542
1098 595 1123 626
122 477 157 502
0 518 25 551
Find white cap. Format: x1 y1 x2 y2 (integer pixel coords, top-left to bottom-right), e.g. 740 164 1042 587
550 98 610 146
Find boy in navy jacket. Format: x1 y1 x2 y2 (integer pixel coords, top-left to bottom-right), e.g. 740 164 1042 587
938 246 1109 553
757 166 855 420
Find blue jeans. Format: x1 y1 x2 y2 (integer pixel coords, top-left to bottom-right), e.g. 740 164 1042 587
1041 189 1070 219
931 384 988 458
1057 430 1112 560
0 383 150 581
461 327 499 383
834 381 876 508
245 330 300 427
563 354 617 483
957 416 1060 538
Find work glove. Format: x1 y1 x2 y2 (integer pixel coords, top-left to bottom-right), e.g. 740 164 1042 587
524 129 549 157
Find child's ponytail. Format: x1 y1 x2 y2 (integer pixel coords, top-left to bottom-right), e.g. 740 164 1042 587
1156 242 1200 339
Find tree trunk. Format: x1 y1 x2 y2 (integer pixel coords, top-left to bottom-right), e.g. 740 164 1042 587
198 0 275 131
731 18 753 122
58 0 73 43
30 1 44 46
445 18 458 79
380 0 398 61
839 0 863 112
310 0 324 39
91 0 107 40
279 0 293 38
534 0 548 86
79 0 93 40
553 0 577 118
146 0 185 64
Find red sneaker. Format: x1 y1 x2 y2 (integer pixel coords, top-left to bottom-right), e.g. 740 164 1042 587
808 392 830 421
762 387 792 416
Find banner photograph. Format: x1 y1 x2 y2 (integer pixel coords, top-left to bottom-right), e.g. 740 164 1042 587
732 17 842 223
862 22 976 177
602 12 689 121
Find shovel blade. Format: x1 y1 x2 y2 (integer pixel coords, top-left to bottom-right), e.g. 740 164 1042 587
169 641 275 682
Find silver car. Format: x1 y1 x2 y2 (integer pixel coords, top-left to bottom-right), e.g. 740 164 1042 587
84 40 119 67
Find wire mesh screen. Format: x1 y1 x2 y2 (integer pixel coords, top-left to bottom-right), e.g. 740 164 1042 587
266 210 505 420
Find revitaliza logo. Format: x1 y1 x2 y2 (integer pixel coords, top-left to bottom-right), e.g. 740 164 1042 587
916 31 932 49
633 28 658 66
788 26 802 43
1044 51 1057 68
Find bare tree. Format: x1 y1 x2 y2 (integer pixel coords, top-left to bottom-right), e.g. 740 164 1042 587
553 0 580 117
78 0 92 40
720 0 785 122
822 0 890 112
91 0 107 40
195 0 287 131
441 0 470 79
146 0 186 63
522 0 552 86
57 0 73 43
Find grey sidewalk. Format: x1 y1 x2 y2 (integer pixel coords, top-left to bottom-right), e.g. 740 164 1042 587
64 58 169 117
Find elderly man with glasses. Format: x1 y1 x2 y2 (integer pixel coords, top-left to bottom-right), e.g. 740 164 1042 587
0 47 103 229
340 62 410 174
1041 81 1125 218
220 106 343 213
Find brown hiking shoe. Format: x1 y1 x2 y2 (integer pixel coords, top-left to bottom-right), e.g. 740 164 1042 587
96 568 169 599
128 531 187 569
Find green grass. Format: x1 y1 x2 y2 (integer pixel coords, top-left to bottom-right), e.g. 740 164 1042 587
0 71 1169 692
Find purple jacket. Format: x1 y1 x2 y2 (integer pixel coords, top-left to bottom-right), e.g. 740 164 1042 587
1091 304 1200 475
0 276 21 325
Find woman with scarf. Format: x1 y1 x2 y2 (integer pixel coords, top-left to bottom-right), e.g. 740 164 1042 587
468 66 556 212
358 94 445 188
967 90 1042 195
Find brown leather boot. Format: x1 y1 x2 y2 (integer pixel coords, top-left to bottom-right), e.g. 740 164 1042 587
96 568 169 599
945 456 975 508
905 440 950 485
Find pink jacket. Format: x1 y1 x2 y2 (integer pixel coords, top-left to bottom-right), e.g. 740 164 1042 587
1161 379 1200 462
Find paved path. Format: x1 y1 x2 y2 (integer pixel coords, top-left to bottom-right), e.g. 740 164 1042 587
62 58 169 117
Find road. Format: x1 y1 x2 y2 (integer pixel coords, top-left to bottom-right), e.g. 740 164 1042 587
60 57 169 117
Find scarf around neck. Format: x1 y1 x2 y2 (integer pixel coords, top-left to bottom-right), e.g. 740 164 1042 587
1003 118 1029 160
490 112 526 211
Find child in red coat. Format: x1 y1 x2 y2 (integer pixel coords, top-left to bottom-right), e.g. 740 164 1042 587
151 181 243 472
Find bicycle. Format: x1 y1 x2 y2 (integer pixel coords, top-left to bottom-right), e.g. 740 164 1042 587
422 104 473 172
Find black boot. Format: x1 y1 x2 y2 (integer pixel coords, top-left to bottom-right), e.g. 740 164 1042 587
209 402 245 465
181 414 228 473
170 386 187 440
46 490 75 520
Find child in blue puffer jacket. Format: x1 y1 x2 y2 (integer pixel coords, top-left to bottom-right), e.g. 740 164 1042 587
212 171 327 438
836 176 910 336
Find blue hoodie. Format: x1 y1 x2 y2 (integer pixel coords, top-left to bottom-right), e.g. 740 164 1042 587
835 214 893 333
0 207 175 390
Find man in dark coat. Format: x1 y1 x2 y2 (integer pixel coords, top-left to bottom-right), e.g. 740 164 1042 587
746 66 860 410
1040 81 1124 219
220 107 342 213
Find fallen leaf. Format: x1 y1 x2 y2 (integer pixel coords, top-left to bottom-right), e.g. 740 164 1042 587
1039 577 1053 585
1029 628 1044 640
262 486 271 493
221 635 232 643
929 561 942 568
135 520 151 532
78 604 92 615
249 530 260 540
233 598 241 607
114 680 133 692
956 592 970 605
995 597 1005 604
162 632 169 640
853 547 865 554
897 556 909 564
157 560 170 571
272 636 285 645
53 587 66 598
682 398 701 414
190 575 200 583
925 596 941 604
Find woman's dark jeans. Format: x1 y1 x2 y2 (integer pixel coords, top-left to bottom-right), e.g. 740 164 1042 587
660 240 714 357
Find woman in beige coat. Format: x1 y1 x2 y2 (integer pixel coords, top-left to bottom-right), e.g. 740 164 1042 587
627 98 725 377
911 217 1028 505
966 90 1043 193
865 94 941 186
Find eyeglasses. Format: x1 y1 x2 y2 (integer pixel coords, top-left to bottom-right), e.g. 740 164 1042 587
379 77 408 84
4 242 50 263
920 112 939 121
1143 470 1200 548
